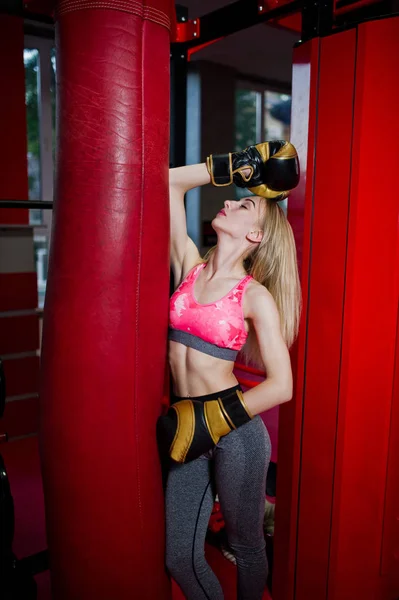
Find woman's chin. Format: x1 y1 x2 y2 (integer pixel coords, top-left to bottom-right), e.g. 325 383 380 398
212 214 226 227
213 220 232 239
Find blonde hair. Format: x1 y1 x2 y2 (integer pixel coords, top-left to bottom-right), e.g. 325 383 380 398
204 198 302 368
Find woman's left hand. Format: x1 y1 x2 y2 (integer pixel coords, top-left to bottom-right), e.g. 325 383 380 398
156 389 252 464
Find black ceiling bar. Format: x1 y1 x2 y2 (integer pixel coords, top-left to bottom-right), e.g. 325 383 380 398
0 0 54 24
24 20 55 39
301 0 334 40
0 200 53 210
334 0 399 28
1 0 303 43
180 0 302 49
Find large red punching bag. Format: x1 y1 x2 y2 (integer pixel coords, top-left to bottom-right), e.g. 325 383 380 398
39 2 174 598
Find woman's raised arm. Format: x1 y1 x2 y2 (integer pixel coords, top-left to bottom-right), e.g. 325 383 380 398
169 163 210 285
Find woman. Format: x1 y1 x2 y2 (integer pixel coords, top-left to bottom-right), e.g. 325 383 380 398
157 141 301 600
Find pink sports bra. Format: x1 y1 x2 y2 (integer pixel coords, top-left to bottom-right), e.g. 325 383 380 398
169 262 253 361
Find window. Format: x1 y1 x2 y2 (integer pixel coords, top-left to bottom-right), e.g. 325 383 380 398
34 236 48 300
50 46 56 160
235 90 262 150
24 48 41 219
235 83 292 204
264 91 291 141
24 36 56 308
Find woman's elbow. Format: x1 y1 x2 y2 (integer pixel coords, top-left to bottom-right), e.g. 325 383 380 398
284 391 293 403
279 383 293 404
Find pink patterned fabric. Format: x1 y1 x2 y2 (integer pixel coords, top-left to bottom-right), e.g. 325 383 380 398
169 263 252 351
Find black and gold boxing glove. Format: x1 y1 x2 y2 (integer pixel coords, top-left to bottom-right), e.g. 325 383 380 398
206 140 299 201
156 389 253 463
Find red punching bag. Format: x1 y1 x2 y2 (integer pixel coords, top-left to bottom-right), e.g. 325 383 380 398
39 2 174 598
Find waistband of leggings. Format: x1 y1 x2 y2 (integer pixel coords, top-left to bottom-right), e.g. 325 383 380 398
172 384 242 403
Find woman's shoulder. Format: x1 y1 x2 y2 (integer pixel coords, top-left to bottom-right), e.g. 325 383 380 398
245 278 269 296
244 280 278 316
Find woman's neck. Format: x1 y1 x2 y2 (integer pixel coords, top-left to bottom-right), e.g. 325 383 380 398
206 242 248 280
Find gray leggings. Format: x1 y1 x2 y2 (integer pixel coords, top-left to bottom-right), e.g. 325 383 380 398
165 386 272 600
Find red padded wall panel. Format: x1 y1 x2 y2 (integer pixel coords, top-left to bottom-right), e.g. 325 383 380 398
295 30 357 600
0 273 38 312
1 437 47 558
381 300 399 592
276 20 399 600
39 3 172 599
3 356 40 397
1 396 39 438
328 18 399 600
0 314 39 355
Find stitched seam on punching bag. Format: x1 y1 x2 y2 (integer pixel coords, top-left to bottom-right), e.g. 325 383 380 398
57 0 171 30
56 0 170 21
133 10 145 575
56 0 171 30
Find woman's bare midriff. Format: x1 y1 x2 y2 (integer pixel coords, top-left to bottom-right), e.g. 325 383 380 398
169 340 238 397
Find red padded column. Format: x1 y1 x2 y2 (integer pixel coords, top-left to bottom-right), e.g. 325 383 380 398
275 17 399 600
328 17 399 600
39 2 173 598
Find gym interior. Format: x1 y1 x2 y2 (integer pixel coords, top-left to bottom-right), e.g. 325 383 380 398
1 1 399 599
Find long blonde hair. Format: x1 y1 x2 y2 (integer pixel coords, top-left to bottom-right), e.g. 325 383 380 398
204 198 302 368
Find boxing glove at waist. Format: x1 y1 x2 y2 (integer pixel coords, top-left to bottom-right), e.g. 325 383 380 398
157 387 253 463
